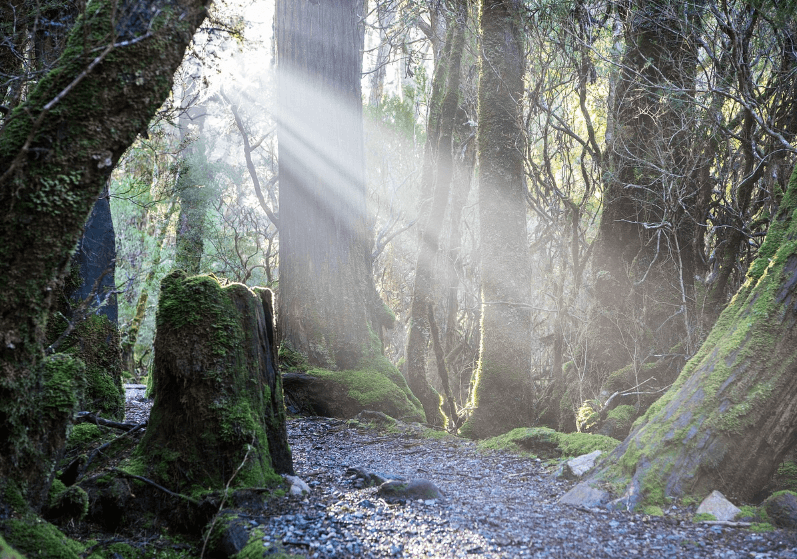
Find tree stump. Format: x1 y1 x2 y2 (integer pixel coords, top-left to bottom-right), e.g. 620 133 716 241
137 272 293 495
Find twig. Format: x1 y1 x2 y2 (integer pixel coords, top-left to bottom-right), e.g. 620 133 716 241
200 439 255 558
76 423 145 482
111 468 200 506
700 520 752 527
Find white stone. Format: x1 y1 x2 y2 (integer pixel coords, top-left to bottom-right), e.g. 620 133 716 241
696 490 741 522
283 474 311 495
563 450 603 479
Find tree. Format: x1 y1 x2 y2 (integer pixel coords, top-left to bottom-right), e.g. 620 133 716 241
0 0 207 510
591 0 704 384
405 0 467 426
275 0 382 369
569 162 797 509
460 0 533 438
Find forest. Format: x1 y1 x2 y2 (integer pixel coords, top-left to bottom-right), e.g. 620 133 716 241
1 0 797 557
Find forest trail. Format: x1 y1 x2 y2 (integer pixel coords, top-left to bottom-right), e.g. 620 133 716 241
123 387 797 558
266 417 797 558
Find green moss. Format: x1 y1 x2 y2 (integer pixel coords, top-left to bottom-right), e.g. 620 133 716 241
0 517 85 559
233 528 302 559
0 535 25 559
47 480 66 510
477 427 619 458
749 522 775 532
693 513 717 522
3 481 28 515
576 399 601 432
643 505 664 516
737 505 759 521
67 423 102 449
42 354 85 419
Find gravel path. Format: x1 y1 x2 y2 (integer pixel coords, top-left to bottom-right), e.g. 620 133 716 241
123 387 797 558
268 417 797 559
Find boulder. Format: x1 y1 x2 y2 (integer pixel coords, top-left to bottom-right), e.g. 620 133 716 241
696 490 740 522
559 482 610 508
562 450 603 479
762 491 797 528
377 479 444 501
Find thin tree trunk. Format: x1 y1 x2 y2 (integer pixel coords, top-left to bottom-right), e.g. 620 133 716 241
405 1 466 425
460 0 533 439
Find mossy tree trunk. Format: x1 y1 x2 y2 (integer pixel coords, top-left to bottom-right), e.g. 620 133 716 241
592 0 703 381
405 0 467 427
138 271 292 493
0 0 206 511
460 0 533 439
575 163 797 509
276 0 380 370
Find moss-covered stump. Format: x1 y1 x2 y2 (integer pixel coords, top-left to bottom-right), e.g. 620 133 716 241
566 164 797 510
281 348 424 421
136 272 293 497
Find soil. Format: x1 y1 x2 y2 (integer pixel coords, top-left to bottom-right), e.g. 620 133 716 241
123 385 797 558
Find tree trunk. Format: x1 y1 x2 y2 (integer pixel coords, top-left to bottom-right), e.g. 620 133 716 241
460 0 533 439
0 0 206 511
138 271 293 492
569 163 797 509
405 1 466 426
275 0 378 370
592 0 702 384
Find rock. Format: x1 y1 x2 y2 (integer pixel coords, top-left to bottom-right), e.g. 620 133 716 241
696 490 740 522
762 491 797 528
377 479 444 501
346 466 401 487
562 450 603 479
558 482 610 508
284 475 311 496
208 512 250 557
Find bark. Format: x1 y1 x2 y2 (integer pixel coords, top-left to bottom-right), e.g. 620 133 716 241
276 0 379 370
405 1 466 426
138 271 293 492
0 0 206 510
593 0 702 379
573 163 797 509
460 0 533 439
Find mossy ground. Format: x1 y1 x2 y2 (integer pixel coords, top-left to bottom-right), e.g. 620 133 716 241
477 427 620 459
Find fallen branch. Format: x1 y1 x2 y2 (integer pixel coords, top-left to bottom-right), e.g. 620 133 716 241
75 411 142 431
76 423 146 482
111 468 200 506
700 520 752 527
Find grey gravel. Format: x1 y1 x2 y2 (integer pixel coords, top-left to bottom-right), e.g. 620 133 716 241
124 389 797 558
260 417 797 558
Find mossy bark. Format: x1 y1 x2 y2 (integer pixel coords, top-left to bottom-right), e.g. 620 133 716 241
578 163 797 509
405 1 466 427
0 0 206 510
460 0 533 439
137 272 292 494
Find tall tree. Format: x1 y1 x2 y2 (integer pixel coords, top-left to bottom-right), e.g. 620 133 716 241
405 0 467 426
0 0 206 510
276 0 379 369
570 161 797 509
591 0 703 384
460 0 533 439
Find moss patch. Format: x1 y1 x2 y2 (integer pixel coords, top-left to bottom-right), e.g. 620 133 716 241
478 427 620 459
0 517 85 559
